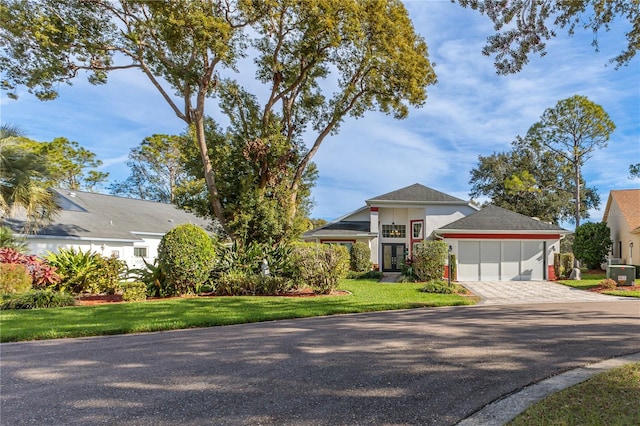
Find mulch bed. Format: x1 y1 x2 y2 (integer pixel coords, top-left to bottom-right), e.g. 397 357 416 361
588 284 640 293
75 289 350 305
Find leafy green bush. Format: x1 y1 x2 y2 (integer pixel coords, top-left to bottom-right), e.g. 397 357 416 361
46 248 126 294
158 224 215 296
121 281 147 302
412 240 448 281
0 247 60 288
346 270 384 280
129 258 167 297
92 256 128 294
573 222 613 270
215 272 292 296
420 279 455 294
214 240 293 278
1 290 75 310
290 243 349 294
350 242 371 272
0 263 32 294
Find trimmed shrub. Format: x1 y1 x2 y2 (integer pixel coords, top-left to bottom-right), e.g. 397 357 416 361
0 247 61 288
600 278 617 290
412 240 448 281
350 242 371 272
290 243 349 294
1 290 75 310
0 263 32 294
121 281 147 302
158 224 215 296
420 279 456 294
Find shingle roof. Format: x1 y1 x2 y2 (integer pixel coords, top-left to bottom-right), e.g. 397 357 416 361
367 183 466 204
3 189 212 241
302 221 374 238
604 189 640 233
437 205 569 232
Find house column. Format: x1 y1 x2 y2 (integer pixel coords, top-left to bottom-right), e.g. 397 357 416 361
370 207 380 270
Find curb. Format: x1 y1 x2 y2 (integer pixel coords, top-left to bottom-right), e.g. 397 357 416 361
457 352 640 425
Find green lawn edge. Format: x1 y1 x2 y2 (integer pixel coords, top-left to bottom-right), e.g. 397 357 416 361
0 280 478 342
509 362 640 425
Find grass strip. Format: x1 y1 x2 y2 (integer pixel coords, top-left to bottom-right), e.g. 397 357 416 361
509 362 640 425
0 280 478 342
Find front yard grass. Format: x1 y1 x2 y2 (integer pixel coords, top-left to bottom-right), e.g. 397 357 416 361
0 279 478 342
509 362 640 425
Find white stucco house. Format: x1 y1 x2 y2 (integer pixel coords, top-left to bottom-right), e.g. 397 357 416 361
303 183 570 281
2 189 212 269
603 189 640 266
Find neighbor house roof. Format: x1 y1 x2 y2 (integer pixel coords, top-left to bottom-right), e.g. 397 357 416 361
3 189 212 242
366 183 470 205
436 205 570 234
603 189 640 234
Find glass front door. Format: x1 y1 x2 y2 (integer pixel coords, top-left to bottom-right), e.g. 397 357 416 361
382 243 406 272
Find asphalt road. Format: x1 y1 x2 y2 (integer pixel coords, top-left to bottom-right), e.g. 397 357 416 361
1 301 639 425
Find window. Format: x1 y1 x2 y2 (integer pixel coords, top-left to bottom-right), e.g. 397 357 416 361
382 224 406 238
412 222 423 239
134 247 148 258
110 250 120 258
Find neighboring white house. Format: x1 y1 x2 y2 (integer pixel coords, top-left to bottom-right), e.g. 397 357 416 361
603 189 640 266
2 189 212 269
303 183 570 281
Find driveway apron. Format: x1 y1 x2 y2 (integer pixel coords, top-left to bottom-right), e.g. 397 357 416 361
459 280 630 305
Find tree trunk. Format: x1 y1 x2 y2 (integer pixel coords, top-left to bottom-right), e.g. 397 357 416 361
193 115 234 239
574 161 581 230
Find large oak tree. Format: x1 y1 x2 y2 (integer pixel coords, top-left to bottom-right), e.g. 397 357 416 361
0 0 436 242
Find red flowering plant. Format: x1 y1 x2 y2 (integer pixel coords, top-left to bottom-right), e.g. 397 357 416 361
0 247 61 288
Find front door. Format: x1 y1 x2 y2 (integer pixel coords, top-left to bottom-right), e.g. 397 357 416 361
382 243 406 272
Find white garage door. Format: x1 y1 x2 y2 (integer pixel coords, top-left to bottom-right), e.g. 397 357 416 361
458 241 545 281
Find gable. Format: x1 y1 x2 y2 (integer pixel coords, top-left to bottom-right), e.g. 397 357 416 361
604 190 640 233
367 183 467 204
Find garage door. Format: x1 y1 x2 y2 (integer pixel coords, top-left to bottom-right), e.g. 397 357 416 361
458 241 545 281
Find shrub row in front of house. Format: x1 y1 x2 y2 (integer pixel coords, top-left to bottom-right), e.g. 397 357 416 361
0 224 376 308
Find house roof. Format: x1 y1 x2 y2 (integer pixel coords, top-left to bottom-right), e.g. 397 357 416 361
366 183 468 205
436 205 569 233
302 221 375 239
603 189 640 233
3 189 212 242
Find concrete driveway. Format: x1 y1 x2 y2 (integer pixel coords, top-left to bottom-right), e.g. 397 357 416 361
460 280 630 305
1 301 639 425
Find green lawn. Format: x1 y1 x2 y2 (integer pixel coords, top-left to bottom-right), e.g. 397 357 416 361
509 362 640 425
0 280 478 342
557 271 640 298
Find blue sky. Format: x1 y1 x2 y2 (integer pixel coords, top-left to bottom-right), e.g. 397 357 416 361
2 1 639 224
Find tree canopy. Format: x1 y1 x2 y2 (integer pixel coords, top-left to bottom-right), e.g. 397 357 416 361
524 95 614 228
469 136 599 224
456 0 640 74
109 134 188 203
0 0 436 243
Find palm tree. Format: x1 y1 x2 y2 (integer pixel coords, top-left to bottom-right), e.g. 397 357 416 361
0 124 58 230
